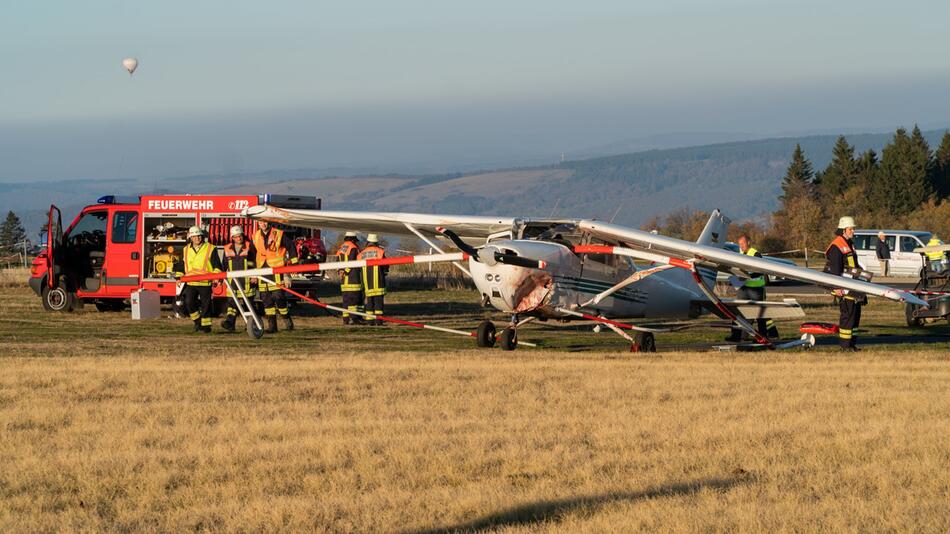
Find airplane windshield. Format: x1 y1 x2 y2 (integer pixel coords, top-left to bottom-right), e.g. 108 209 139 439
537 223 578 241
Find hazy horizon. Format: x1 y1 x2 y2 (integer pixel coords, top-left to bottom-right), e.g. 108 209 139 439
3 0 950 182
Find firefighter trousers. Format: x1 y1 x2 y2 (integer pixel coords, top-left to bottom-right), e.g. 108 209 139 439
341 290 363 322
366 294 384 318
729 286 779 340
261 288 289 316
838 297 862 348
183 284 213 327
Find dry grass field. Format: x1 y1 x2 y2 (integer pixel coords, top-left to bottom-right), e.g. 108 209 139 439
1 271 949 532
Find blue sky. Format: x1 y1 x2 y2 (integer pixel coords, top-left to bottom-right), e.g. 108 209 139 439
2 1 949 181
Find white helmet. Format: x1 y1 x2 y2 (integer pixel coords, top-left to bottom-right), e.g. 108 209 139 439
344 231 358 238
837 216 856 229
187 225 203 238
367 233 379 243
229 225 244 238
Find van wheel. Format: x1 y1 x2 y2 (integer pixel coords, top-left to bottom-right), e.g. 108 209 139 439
42 284 77 312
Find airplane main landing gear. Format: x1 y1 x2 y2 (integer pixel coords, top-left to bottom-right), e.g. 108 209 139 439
476 320 497 347
631 331 656 353
500 327 518 351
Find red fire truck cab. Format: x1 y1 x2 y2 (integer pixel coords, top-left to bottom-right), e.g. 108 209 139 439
30 194 325 312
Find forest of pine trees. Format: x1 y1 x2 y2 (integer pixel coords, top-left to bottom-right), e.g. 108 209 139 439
770 125 950 254
643 125 950 254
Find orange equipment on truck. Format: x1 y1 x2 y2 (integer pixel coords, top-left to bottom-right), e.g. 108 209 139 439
30 194 323 312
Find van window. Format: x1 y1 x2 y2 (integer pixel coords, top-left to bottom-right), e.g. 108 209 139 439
111 211 138 244
852 234 872 251
900 236 920 253
884 236 896 251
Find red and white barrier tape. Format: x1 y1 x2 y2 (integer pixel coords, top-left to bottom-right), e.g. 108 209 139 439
180 251 470 283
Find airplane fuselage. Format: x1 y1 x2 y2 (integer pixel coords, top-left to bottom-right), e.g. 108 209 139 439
468 239 706 320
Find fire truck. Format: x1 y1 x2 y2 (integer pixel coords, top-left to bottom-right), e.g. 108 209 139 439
30 194 325 312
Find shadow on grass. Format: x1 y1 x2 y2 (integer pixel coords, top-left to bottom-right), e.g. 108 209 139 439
406 476 747 534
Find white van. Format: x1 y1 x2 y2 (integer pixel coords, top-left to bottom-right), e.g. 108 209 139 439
852 230 932 277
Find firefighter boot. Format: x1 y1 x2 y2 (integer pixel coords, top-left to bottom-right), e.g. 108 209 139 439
265 315 278 334
281 315 294 331
193 318 201 332
221 314 236 332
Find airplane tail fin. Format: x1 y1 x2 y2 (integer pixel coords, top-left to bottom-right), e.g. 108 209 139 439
696 209 731 248
694 209 731 290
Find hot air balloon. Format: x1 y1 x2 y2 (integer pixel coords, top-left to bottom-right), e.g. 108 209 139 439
122 57 138 76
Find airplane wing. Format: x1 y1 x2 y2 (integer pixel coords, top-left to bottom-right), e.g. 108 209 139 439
913 244 950 254
577 218 929 307
244 205 513 245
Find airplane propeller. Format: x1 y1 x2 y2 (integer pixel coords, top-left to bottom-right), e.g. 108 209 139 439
437 227 546 269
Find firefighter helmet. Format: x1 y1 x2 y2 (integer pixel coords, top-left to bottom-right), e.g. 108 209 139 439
367 233 379 243
229 225 244 238
344 231 357 237
187 226 203 238
837 216 856 229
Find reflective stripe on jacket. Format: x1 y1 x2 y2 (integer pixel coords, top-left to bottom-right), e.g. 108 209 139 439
253 227 287 268
743 247 766 287
224 242 255 293
184 242 218 286
358 245 387 296
926 238 946 261
336 240 362 291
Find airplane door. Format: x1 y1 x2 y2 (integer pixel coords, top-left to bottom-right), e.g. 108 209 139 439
103 209 141 295
46 205 63 289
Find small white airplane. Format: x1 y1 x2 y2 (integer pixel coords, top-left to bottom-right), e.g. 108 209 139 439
182 206 928 351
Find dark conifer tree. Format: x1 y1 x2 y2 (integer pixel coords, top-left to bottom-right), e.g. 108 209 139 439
819 136 857 198
933 131 950 198
780 144 816 201
878 127 932 216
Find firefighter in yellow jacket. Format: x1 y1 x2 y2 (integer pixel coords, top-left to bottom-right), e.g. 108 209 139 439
336 231 364 325
358 234 388 326
177 226 222 333
220 225 256 332
252 220 298 333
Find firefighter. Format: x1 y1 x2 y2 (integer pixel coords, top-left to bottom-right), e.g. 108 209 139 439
252 220 298 333
178 226 222 333
825 216 864 351
924 235 947 274
220 225 256 332
726 235 780 342
335 231 364 325
358 234 388 326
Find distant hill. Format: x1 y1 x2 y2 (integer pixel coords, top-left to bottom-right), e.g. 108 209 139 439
5 127 949 237
221 128 950 227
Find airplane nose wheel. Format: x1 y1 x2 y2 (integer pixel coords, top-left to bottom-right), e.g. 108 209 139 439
476 320 497 347
500 327 518 351
632 332 656 353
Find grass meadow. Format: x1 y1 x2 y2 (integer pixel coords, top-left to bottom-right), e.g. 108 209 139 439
1 271 948 532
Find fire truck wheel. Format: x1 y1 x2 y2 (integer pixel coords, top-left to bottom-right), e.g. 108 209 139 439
247 319 264 339
42 284 77 313
476 320 496 347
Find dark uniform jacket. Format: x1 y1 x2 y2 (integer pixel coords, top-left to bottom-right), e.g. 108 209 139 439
825 234 860 276
875 238 891 260
336 239 362 291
